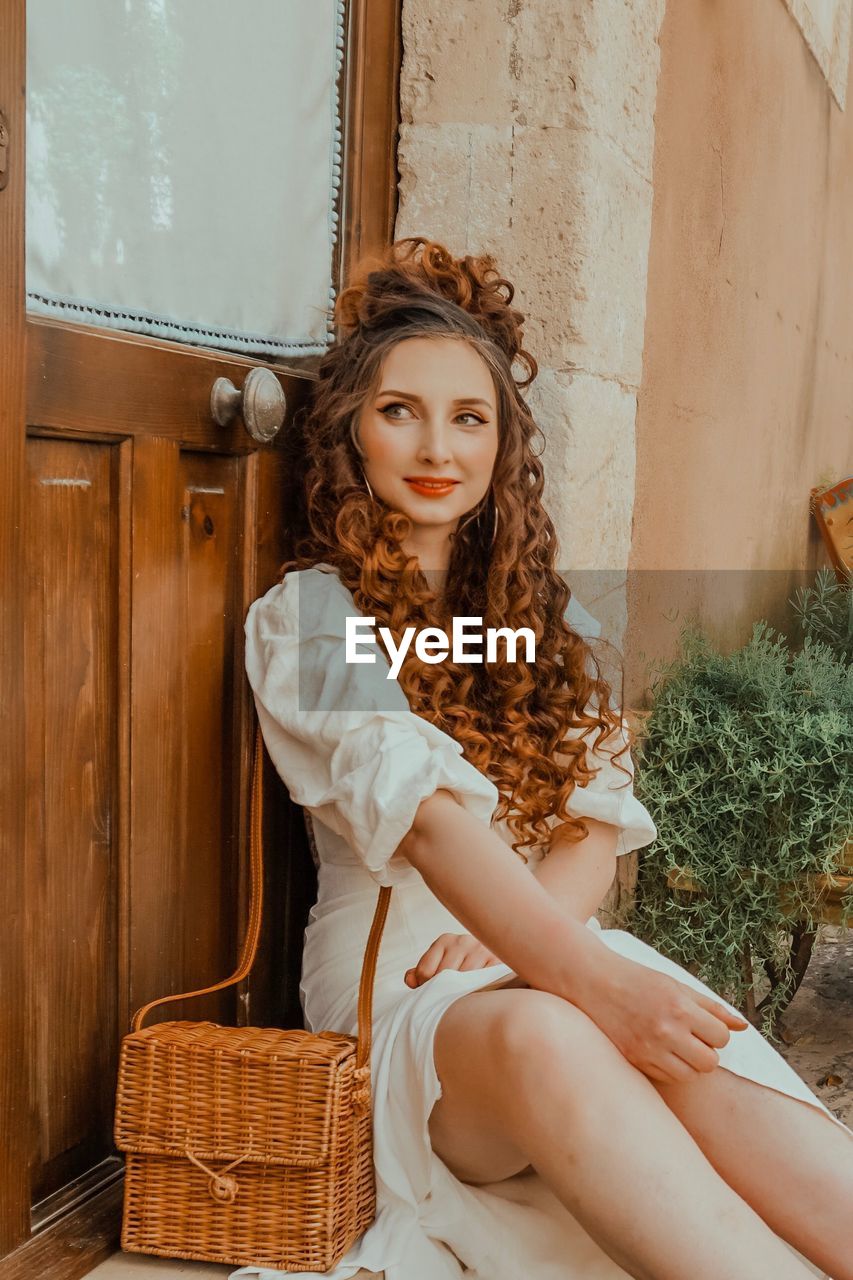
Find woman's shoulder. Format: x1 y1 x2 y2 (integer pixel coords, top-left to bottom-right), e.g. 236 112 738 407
244 561 393 720
252 560 347 602
246 562 357 639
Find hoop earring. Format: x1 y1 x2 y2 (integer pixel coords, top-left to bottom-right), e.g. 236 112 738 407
491 504 499 546
361 469 376 502
455 492 491 539
455 505 482 537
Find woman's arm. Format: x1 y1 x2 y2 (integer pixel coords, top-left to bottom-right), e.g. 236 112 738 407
398 789 748 1083
401 817 617 988
533 818 619 923
397 790 608 1002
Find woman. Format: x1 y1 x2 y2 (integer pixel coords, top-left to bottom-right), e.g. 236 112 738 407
237 238 853 1280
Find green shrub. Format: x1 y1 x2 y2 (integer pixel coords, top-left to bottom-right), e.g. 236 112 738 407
630 621 853 1026
790 565 853 664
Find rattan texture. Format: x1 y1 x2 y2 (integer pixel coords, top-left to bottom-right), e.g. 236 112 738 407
113 718 391 1270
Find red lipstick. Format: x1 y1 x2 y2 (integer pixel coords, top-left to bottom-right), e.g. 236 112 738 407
403 476 460 498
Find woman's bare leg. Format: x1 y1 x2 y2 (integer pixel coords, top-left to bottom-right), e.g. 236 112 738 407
429 985 818 1280
653 1068 853 1280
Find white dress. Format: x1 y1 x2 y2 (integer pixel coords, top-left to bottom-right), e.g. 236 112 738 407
233 564 850 1280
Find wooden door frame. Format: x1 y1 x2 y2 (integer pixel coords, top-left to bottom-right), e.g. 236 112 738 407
0 0 403 1272
337 0 403 289
0 0 30 1262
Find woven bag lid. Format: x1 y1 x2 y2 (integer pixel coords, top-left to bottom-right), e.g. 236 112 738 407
114 1021 359 1167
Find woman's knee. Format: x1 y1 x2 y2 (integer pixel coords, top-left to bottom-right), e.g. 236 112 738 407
492 989 619 1091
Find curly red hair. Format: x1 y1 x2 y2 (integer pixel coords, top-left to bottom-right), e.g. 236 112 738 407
279 237 630 857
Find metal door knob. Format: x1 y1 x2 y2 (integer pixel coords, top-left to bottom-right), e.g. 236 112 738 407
210 367 286 444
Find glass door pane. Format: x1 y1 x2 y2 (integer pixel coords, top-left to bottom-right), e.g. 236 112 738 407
26 0 344 356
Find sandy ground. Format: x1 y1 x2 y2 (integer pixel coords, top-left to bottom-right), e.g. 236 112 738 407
776 925 853 1129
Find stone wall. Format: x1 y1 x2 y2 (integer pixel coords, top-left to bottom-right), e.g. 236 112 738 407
395 0 666 652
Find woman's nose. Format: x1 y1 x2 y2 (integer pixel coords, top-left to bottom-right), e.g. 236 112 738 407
416 419 453 465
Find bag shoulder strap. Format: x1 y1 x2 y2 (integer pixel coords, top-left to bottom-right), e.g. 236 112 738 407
130 715 392 1067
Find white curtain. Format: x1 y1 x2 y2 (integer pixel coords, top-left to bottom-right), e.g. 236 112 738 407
26 0 344 357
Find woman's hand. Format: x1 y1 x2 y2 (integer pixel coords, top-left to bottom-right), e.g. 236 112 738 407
571 951 750 1084
404 932 503 988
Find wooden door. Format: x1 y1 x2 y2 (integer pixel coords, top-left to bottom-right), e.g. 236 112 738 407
0 1 401 1275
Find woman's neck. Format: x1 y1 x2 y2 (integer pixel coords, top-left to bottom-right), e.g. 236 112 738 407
401 524 454 574
421 567 447 596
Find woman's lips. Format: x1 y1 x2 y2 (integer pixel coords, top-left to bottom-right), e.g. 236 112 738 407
403 477 460 498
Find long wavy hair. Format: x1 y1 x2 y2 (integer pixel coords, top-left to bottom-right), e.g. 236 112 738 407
279 237 630 857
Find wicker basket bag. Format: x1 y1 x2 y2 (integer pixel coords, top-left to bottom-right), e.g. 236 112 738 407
113 716 391 1271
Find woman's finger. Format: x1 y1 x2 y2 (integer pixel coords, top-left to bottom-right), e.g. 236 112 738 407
409 941 447 984
674 1036 720 1074
689 1005 734 1051
405 936 501 986
638 1052 693 1085
669 1055 701 1083
692 991 749 1030
652 1052 698 1085
418 949 446 981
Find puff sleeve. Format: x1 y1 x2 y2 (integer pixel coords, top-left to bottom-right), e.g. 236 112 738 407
556 719 657 856
559 593 657 856
243 569 500 887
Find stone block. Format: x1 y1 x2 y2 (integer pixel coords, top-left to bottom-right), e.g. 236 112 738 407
509 127 653 382
525 367 637 574
400 2 516 125
396 122 514 255
509 0 665 180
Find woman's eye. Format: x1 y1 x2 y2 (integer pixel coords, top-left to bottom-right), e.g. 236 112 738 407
379 401 484 427
379 402 413 420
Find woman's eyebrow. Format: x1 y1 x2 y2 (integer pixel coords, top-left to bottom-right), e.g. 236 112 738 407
377 389 493 409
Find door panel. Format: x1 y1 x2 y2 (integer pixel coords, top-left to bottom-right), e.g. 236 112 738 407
128 437 248 1033
25 438 120 1209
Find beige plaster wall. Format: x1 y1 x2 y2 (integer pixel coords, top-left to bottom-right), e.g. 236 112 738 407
626 0 853 702
782 0 852 105
395 0 666 646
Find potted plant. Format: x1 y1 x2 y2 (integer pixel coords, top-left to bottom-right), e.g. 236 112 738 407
629 619 853 1031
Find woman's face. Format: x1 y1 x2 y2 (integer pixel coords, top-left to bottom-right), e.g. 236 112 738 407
356 336 499 563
